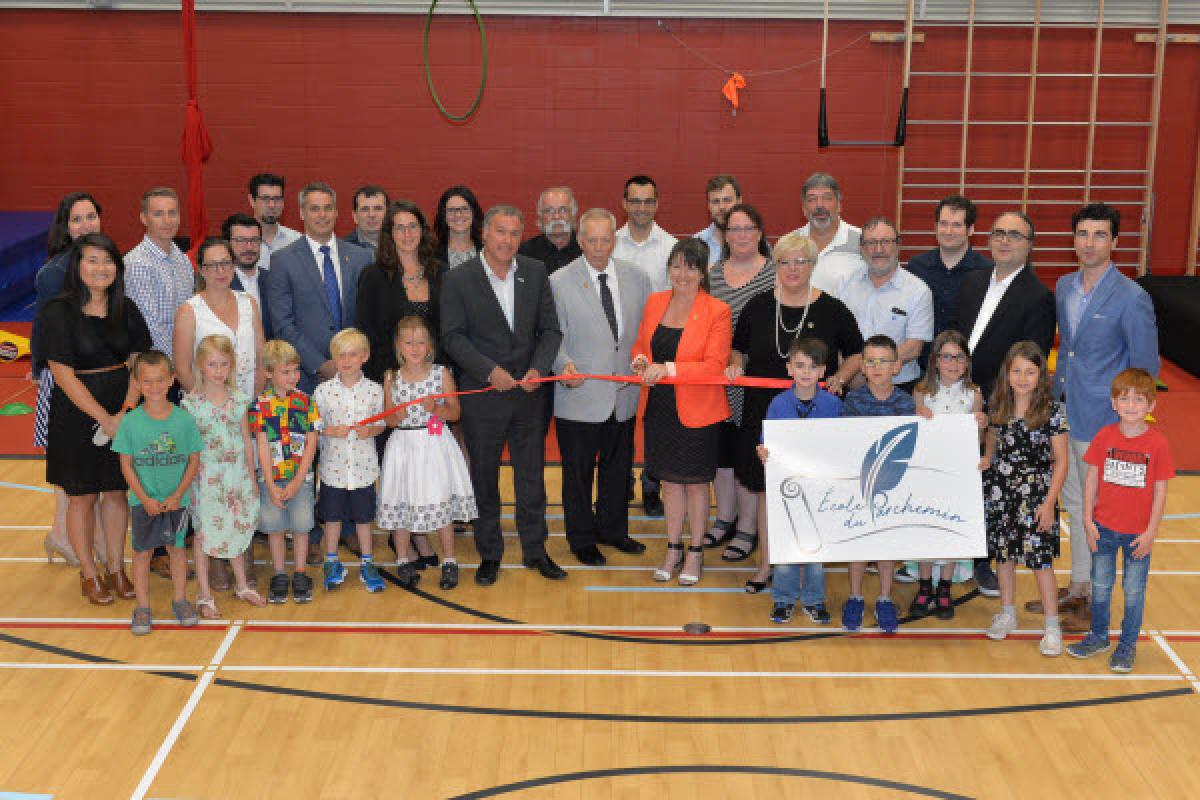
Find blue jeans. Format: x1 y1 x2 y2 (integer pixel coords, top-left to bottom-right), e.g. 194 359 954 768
1090 523 1152 651
771 563 825 607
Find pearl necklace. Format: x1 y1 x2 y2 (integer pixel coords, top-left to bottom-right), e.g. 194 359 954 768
774 286 816 360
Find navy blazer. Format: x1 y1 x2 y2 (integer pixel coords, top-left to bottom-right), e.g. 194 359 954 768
230 268 273 340
266 237 373 392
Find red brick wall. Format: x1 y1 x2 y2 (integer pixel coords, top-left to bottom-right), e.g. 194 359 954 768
1 10 1197 272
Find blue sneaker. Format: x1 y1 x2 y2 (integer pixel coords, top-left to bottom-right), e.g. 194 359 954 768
875 598 899 634
842 597 865 632
1066 634 1111 659
1110 645 1136 673
323 559 347 590
360 561 385 593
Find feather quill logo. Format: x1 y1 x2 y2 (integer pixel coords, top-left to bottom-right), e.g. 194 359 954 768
859 422 918 522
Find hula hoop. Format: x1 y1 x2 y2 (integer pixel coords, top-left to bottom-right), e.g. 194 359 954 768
423 0 488 122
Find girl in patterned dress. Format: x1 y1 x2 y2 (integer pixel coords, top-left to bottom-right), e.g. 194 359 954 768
909 330 987 620
981 341 1069 657
183 335 264 617
376 317 476 590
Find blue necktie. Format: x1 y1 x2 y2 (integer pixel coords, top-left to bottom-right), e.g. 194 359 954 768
319 245 342 329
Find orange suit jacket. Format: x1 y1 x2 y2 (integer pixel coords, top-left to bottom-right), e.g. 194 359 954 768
631 289 732 429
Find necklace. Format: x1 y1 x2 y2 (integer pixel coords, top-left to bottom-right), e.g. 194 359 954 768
402 272 424 285
774 285 816 359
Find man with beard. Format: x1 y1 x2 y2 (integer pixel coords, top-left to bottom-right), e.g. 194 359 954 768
614 174 677 292
791 172 867 296
221 213 273 338
695 174 740 267
343 184 389 253
836 216 933 394
518 186 582 274
248 173 301 270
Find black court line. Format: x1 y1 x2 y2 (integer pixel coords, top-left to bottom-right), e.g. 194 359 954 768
210 677 1191 725
0 631 197 681
449 764 973 799
383 568 982 646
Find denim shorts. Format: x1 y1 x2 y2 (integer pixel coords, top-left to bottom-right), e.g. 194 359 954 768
257 477 316 534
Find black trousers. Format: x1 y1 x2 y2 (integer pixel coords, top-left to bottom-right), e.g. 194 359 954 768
461 391 548 561
556 413 635 552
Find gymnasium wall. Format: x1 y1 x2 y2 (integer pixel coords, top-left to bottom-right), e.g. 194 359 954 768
1 9 1198 272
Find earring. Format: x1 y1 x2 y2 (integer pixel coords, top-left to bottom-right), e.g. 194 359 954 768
425 353 434 363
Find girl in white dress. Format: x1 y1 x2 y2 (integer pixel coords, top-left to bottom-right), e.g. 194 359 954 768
376 316 476 590
909 329 987 620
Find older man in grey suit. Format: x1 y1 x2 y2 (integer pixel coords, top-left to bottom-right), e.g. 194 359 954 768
267 182 372 393
552 209 653 566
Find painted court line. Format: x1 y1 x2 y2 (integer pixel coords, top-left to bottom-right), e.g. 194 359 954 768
0 662 204 671
0 481 52 494
1149 631 1200 694
130 624 241 800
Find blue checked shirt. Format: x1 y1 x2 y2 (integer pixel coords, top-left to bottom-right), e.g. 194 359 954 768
124 236 197 355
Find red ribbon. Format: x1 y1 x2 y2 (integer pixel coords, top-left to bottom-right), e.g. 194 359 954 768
356 372 794 427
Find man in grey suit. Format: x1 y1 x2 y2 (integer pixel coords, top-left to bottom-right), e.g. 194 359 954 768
267 182 373 393
441 204 565 586
552 209 653 566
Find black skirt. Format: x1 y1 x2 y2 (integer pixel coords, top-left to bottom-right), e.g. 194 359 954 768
46 367 130 496
642 325 719 484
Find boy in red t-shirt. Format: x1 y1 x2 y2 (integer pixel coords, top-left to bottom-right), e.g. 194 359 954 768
1066 368 1174 672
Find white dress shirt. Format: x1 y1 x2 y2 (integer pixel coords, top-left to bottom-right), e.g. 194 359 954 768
614 222 677 292
586 259 623 339
480 252 517 330
967 266 1023 353
793 220 867 297
257 223 301 270
306 235 344 296
837 265 935 385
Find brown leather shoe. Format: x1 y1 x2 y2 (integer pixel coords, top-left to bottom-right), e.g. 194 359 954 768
107 568 136 600
80 573 114 606
150 554 171 579
1025 587 1070 613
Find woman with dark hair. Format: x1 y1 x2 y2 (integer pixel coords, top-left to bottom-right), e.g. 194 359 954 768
34 192 103 566
37 232 152 605
432 186 484 268
706 203 776 561
632 238 732 587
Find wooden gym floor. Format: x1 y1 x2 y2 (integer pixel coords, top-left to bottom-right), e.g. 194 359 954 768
0 458 1198 799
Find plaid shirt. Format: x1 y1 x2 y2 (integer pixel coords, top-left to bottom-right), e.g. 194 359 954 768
124 235 196 355
248 387 322 481
840 384 917 418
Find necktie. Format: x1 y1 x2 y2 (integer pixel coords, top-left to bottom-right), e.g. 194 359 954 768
597 272 618 342
319 245 343 329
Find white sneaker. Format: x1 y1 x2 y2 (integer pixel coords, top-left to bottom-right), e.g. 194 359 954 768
1040 626 1063 657
986 611 1018 640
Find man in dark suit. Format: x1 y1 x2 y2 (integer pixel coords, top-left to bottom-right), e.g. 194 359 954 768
952 209 1056 401
222 213 273 339
266 182 373 393
441 204 565 586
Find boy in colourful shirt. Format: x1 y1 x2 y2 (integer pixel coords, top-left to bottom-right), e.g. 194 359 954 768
249 340 321 603
1067 368 1175 672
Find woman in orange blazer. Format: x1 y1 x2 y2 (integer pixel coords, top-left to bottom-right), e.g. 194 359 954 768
631 238 732 586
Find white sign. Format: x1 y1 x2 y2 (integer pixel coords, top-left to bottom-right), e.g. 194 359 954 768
763 415 986 563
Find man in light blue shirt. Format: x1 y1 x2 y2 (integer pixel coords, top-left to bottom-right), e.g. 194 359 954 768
836 216 934 391
1053 202 1159 628
694 174 741 267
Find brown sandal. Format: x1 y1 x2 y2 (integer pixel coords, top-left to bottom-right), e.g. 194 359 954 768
80 572 114 606
106 568 136 600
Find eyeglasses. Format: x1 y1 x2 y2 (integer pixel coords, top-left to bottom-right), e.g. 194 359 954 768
201 260 234 272
230 236 261 246
394 223 422 234
445 206 472 217
862 238 898 249
990 228 1031 242
777 258 814 270
863 357 897 367
540 205 573 217
726 226 759 235
937 352 968 362
625 198 658 208
255 195 284 205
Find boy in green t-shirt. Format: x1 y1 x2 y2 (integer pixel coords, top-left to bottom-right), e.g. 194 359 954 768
113 350 203 636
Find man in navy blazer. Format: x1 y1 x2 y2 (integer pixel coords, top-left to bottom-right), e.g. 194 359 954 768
1054 203 1159 627
441 204 565 587
266 182 373 393
223 213 273 339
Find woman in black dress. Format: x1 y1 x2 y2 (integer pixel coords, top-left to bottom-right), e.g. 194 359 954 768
726 232 864 591
38 233 152 605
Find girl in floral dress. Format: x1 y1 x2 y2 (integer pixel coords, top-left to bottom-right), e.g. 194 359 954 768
981 340 1069 657
376 316 476 590
183 335 264 617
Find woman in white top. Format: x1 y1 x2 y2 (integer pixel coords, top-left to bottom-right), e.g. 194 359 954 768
173 238 265 400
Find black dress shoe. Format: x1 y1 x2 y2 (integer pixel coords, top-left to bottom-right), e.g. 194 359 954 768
642 489 664 518
523 555 568 580
571 545 606 566
605 536 647 555
475 559 501 586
